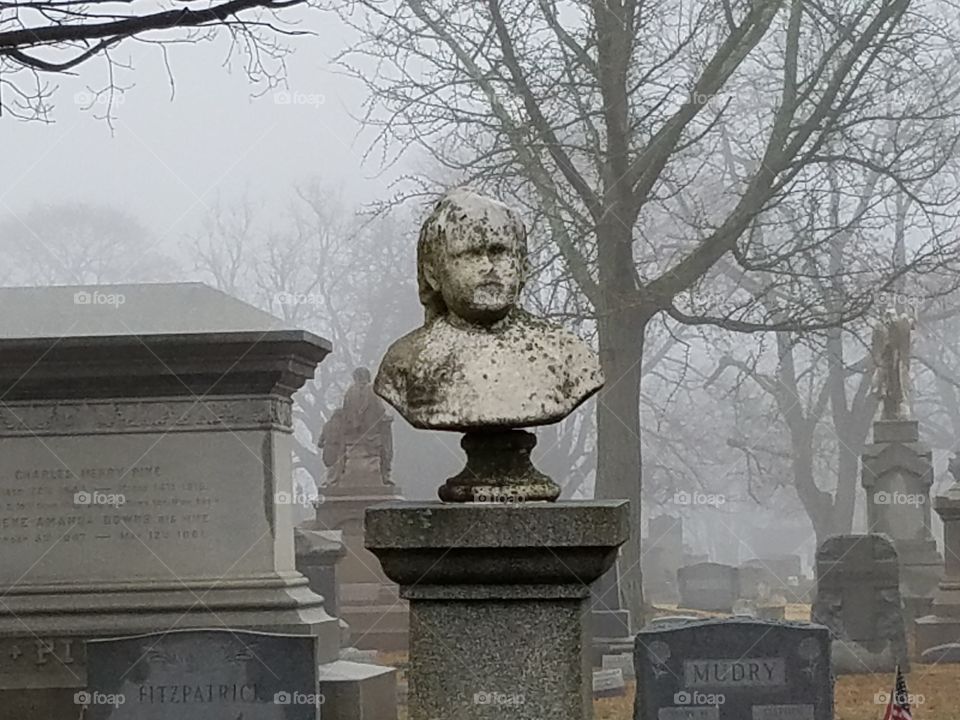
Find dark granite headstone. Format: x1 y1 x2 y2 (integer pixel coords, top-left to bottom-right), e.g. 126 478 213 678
634 618 832 720
811 534 908 673
677 563 739 612
83 629 320 719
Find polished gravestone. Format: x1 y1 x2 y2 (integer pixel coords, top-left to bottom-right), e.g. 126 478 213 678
84 629 319 719
635 618 832 720
0 284 339 718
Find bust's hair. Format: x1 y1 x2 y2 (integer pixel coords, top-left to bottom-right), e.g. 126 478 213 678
417 187 529 322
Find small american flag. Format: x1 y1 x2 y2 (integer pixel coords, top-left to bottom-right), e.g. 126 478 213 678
882 665 913 720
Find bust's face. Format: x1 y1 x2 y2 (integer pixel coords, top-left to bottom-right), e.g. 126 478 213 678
435 222 523 324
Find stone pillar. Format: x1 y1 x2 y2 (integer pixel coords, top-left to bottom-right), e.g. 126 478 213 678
861 418 942 607
310 483 409 651
295 528 350 646
915 476 960 656
366 500 628 720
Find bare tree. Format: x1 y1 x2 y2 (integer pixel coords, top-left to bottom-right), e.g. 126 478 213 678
0 201 179 283
331 0 960 618
188 181 423 507
0 0 311 121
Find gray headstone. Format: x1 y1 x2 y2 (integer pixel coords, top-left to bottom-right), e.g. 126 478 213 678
83 629 319 719
602 652 636 678
811 534 908 673
678 563 739 612
593 668 626 699
634 618 832 720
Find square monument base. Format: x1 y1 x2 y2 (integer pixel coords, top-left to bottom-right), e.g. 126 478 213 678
365 500 629 720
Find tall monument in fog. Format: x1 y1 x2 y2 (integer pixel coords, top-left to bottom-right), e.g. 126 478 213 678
862 308 941 610
310 367 405 651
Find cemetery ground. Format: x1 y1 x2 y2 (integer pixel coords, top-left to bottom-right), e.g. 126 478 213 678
383 600 960 720
383 653 960 720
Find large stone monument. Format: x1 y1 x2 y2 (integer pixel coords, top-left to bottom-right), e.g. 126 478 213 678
0 283 341 719
812 534 908 673
861 310 941 610
305 367 407 651
364 188 628 720
916 454 960 656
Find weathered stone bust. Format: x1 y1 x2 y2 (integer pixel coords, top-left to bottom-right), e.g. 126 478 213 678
375 187 603 432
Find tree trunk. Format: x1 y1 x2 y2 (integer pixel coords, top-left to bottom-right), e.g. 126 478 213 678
595 304 648 626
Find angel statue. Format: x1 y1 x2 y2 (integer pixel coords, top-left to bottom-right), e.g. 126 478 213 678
870 308 914 420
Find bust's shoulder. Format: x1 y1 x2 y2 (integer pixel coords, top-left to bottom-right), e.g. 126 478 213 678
375 323 434 400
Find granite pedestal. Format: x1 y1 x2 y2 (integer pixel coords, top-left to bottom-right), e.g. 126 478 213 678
862 419 942 603
365 500 628 720
916 481 960 655
309 483 409 651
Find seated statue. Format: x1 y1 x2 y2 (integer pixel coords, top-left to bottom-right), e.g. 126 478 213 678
375 187 603 430
319 367 394 487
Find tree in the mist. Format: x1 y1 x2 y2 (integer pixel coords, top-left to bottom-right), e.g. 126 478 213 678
0 201 179 284
189 182 422 500
0 0 308 120
333 0 960 618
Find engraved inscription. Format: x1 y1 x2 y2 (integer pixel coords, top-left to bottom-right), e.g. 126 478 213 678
0 431 273 583
683 658 786 688
752 704 815 720
658 708 720 720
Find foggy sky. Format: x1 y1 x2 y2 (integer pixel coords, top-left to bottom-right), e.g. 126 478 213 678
0 10 390 240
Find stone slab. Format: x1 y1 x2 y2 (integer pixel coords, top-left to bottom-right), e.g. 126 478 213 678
83 629 319 719
316 660 397 720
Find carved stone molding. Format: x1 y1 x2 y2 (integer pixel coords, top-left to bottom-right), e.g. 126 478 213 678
0 396 293 436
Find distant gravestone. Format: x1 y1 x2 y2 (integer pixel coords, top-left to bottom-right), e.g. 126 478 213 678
740 556 803 602
645 516 684 604
811 534 908 673
83 629 319 720
634 618 832 720
593 668 626 699
678 563 739 612
602 652 636 679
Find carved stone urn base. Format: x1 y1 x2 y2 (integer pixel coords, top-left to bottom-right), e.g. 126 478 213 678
438 429 561 502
